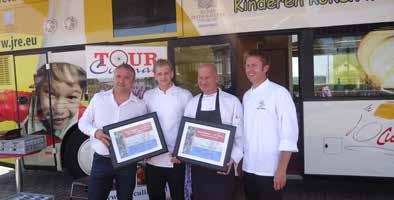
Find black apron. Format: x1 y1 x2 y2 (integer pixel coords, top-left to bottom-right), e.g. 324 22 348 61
191 90 235 200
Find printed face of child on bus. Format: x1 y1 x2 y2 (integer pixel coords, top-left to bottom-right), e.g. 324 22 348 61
245 55 269 87
36 63 86 131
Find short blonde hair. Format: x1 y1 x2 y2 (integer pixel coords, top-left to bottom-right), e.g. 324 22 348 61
244 49 270 65
153 59 174 73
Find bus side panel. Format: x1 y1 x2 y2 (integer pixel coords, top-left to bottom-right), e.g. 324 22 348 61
304 100 394 177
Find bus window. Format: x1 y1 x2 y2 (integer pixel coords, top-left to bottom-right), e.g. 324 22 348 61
112 0 176 37
174 44 231 95
313 30 394 97
291 34 300 98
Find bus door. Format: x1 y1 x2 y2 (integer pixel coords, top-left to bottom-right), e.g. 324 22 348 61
1 52 61 169
235 34 303 175
47 50 92 178
169 36 234 95
20 50 92 178
169 33 303 175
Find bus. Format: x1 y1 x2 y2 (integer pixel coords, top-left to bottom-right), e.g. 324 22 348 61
0 0 393 181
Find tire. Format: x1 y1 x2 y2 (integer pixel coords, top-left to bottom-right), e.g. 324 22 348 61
63 129 93 179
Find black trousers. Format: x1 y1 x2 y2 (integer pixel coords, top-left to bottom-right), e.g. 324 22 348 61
191 165 235 200
145 163 185 200
243 171 282 200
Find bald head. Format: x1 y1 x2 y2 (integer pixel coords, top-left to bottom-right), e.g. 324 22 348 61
199 63 217 74
198 63 219 95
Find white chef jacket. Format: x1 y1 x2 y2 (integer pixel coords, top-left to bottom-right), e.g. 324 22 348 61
78 89 148 156
143 85 192 168
242 79 298 176
184 89 243 164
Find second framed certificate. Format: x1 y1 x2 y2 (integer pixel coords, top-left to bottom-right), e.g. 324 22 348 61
103 112 168 169
173 117 236 171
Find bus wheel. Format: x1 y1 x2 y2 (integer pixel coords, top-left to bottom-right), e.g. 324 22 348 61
64 129 93 178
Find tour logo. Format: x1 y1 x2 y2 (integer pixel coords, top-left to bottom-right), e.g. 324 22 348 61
86 46 167 79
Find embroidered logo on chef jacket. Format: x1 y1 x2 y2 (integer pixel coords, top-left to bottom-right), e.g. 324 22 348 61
257 100 266 110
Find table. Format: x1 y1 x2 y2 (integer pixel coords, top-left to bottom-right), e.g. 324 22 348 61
0 152 38 193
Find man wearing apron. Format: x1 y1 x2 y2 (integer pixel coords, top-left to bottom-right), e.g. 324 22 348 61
183 63 243 200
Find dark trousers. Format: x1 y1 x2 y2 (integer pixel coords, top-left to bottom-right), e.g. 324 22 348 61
88 153 137 200
191 165 235 200
243 171 282 200
145 163 185 200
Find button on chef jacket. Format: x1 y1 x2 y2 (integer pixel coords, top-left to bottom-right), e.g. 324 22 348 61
183 89 243 164
78 89 148 156
242 79 298 176
143 85 192 168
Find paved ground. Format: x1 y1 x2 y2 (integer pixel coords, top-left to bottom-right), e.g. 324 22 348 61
0 166 73 199
1 166 394 200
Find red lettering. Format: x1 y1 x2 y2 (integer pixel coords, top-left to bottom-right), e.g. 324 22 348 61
144 52 157 66
195 128 225 142
122 122 152 137
376 127 393 145
94 52 109 66
364 104 373 112
128 53 143 66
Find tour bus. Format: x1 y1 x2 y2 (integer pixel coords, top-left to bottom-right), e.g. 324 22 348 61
0 0 393 183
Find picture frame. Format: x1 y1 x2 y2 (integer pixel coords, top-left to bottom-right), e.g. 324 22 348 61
173 117 236 171
103 112 168 169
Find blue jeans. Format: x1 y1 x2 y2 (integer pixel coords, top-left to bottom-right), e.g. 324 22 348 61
88 153 137 200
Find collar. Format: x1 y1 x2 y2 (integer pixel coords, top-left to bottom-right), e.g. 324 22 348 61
107 89 139 103
156 84 176 94
202 88 221 97
251 79 270 93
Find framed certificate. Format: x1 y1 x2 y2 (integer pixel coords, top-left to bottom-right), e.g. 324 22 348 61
103 112 168 169
173 117 236 171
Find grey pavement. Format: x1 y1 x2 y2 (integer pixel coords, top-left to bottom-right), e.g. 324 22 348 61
0 166 73 200
1 166 394 200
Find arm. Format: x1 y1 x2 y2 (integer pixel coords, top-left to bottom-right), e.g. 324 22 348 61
78 95 111 146
230 98 243 164
141 102 148 115
218 97 243 175
172 91 194 164
273 89 299 190
78 95 98 138
183 95 198 118
142 90 150 113
274 151 292 190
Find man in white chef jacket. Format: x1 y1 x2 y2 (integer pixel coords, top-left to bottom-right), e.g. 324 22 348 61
242 49 299 200
143 59 192 200
184 63 243 200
